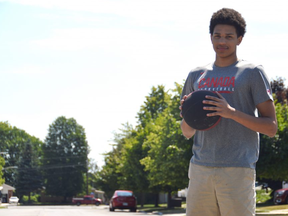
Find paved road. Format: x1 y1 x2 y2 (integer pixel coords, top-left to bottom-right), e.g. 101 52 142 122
3 204 286 216
0 205 151 216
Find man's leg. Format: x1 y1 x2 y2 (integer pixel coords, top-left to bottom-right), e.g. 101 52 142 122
186 163 220 216
215 167 256 216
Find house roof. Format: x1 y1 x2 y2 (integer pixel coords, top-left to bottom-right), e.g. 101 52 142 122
1 183 15 190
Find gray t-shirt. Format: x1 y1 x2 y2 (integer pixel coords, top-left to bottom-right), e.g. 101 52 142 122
181 60 273 169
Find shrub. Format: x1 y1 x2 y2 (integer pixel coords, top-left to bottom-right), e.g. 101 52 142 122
256 189 272 203
22 194 40 204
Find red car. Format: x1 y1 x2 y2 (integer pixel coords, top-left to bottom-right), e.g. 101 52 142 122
109 190 137 212
274 188 288 204
72 195 102 206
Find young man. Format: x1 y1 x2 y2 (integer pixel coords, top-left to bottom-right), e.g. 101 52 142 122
180 8 277 216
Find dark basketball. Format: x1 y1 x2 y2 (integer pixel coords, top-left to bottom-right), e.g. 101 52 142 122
182 90 221 131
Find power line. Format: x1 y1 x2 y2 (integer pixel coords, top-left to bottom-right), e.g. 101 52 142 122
17 163 86 171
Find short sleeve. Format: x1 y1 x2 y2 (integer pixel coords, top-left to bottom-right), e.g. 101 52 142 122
251 65 273 106
181 72 195 99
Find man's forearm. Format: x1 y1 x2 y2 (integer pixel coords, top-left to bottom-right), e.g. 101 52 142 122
181 119 196 139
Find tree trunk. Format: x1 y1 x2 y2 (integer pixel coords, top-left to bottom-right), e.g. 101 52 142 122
141 192 145 207
167 191 173 208
154 193 159 207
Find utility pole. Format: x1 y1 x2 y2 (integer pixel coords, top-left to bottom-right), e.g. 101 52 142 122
86 158 89 195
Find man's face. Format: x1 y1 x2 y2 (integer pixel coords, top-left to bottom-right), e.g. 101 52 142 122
211 24 242 59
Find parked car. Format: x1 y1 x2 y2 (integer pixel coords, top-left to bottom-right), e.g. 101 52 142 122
9 196 19 204
72 195 102 206
274 188 288 204
109 190 137 212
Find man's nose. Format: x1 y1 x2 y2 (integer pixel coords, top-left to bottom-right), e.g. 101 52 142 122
218 37 226 44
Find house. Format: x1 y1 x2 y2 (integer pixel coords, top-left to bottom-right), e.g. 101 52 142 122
0 184 15 203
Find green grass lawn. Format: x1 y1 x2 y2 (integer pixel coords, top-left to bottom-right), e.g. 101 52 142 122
137 198 288 215
256 203 288 214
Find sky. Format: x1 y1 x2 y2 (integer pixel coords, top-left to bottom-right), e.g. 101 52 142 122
1 0 287 168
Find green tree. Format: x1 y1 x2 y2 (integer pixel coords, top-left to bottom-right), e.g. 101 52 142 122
95 147 122 200
118 85 173 206
257 78 288 191
97 83 192 206
0 122 43 186
43 116 89 201
115 123 150 206
0 156 5 185
87 158 99 190
257 102 288 178
140 94 191 207
15 140 43 202
137 85 170 127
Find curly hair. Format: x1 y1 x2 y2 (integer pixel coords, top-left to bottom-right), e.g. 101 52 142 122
209 8 246 37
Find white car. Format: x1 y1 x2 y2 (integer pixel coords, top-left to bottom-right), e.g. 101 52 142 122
9 196 19 204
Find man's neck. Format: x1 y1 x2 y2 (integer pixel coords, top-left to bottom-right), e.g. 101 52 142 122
214 55 238 67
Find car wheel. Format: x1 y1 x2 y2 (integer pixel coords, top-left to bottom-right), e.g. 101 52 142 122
95 202 100 206
109 203 114 211
77 202 81 206
130 208 137 212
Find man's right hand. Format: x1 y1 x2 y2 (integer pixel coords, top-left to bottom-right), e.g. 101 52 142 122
179 93 192 118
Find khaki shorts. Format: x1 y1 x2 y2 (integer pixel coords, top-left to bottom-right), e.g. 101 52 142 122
186 163 256 216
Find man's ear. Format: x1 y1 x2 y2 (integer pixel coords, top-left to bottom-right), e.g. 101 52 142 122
237 36 243 45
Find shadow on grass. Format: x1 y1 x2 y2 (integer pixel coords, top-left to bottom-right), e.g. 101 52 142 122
137 204 185 214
